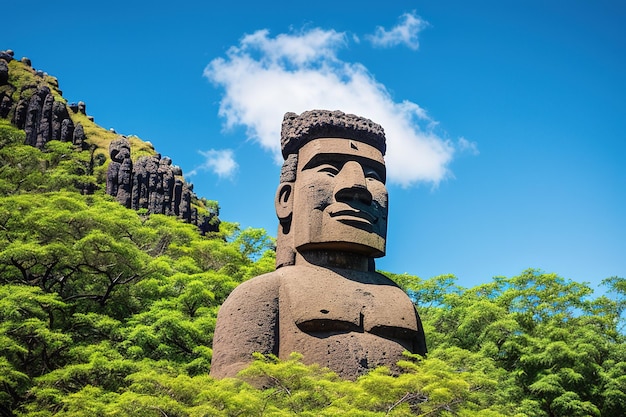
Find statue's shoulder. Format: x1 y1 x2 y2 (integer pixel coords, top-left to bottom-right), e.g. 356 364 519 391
238 269 283 286
224 270 283 305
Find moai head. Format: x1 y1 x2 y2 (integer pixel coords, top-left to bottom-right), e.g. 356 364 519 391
275 110 388 269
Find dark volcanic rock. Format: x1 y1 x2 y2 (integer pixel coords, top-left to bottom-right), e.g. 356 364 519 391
73 122 85 148
12 98 28 129
172 178 183 215
109 136 131 162
24 87 50 147
179 184 193 222
107 160 121 196
117 157 133 207
0 50 13 63
107 137 133 207
0 94 12 118
132 156 149 210
52 101 69 141
145 156 161 213
36 92 54 148
198 214 219 235
105 139 212 229
0 60 8 84
159 157 175 215
60 118 74 142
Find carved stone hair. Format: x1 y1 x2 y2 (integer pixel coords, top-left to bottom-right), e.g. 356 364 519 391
281 110 386 159
279 110 386 183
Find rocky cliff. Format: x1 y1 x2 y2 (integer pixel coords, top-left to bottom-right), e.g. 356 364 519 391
0 50 85 149
0 49 218 233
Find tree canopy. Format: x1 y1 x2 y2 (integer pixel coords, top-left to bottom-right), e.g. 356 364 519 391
1 82 624 417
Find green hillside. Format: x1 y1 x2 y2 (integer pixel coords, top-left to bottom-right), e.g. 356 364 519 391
1 50 624 417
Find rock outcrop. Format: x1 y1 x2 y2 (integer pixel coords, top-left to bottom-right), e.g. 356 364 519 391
1 49 219 233
1 49 81 150
0 59 8 85
106 136 218 233
10 84 83 149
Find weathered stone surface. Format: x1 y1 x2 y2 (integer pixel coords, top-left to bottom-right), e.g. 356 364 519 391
159 157 175 215
147 156 162 214
117 158 133 207
109 136 131 163
0 94 12 118
60 118 74 142
281 109 386 159
0 50 13 63
21 57 31 67
35 92 54 148
52 101 69 141
107 161 121 196
12 98 28 129
211 110 427 380
172 178 183 215
198 213 219 235
0 60 8 84
104 138 214 229
24 87 49 147
72 122 85 148
179 184 193 222
131 156 148 210
106 137 133 207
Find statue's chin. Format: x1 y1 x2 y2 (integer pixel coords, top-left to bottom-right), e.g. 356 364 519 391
297 241 385 259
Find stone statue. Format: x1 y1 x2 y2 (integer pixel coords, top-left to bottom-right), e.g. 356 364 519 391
210 110 427 380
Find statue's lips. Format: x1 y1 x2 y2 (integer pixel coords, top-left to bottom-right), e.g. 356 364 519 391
327 203 377 225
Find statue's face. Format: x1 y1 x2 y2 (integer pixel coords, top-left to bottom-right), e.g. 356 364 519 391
291 138 388 257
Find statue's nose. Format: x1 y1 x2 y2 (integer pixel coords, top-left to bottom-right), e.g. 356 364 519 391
334 161 372 205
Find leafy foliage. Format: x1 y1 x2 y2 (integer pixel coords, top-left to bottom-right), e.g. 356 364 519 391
389 270 626 417
2 190 623 417
0 186 276 416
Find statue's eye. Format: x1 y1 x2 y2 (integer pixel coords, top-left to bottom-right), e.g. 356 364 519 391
364 167 383 182
318 164 340 177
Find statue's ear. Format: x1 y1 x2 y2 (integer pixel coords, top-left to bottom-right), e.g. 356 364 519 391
275 182 293 223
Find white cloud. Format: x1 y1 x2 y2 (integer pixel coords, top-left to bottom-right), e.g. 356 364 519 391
187 149 238 179
457 137 480 156
204 26 456 187
366 12 429 50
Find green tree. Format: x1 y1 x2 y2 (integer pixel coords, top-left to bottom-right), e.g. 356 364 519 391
0 285 71 412
396 269 626 417
0 120 98 195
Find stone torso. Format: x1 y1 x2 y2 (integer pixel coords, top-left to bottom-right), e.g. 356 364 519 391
210 264 424 379
278 265 421 378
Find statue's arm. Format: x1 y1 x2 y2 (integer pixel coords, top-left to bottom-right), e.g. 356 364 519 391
210 273 280 379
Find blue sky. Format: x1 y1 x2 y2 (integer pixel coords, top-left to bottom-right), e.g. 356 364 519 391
5 0 625 292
